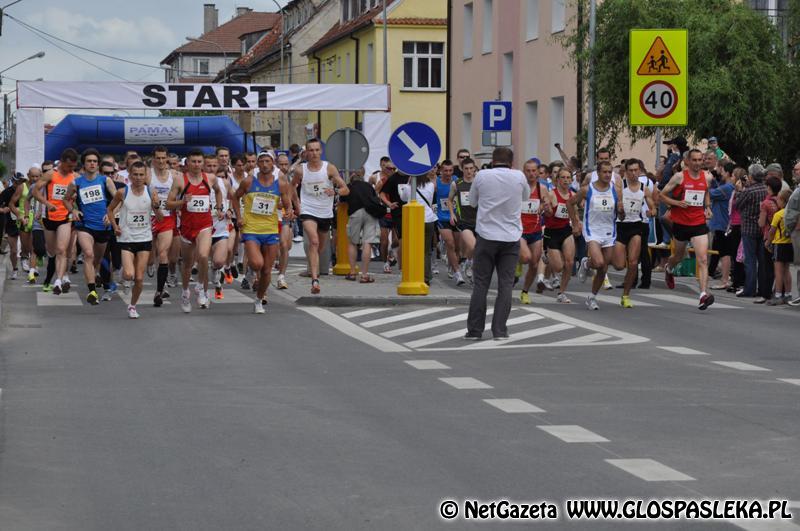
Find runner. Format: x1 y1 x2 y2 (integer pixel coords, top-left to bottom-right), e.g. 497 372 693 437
449 157 479 281
233 152 295 313
571 161 622 310
611 159 655 308
289 139 349 294
166 149 225 312
542 168 577 303
148 146 178 307
275 152 299 289
30 148 78 294
660 148 716 309
63 148 118 305
435 160 463 284
205 153 234 300
229 153 249 282
107 161 161 318
0 172 28 279
10 166 41 281
519 159 552 304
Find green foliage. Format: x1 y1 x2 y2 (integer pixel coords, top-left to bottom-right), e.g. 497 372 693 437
561 0 797 166
0 160 6 178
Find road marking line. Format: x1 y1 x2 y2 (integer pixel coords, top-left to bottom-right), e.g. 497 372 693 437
538 425 610 443
382 310 493 338
406 313 543 348
521 307 650 344
119 289 173 306
36 292 82 306
439 377 492 390
638 293 740 309
299 307 409 352
605 459 695 481
712 361 771 372
210 290 256 304
730 519 800 531
657 346 710 355
547 332 611 345
361 307 452 328
405 360 450 370
342 308 392 318
484 398 545 413
568 292 659 307
778 379 800 386
462 323 572 349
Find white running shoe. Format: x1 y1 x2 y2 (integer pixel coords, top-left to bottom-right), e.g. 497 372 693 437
556 293 572 304
578 257 589 283
603 274 613 290
447 267 455 279
464 259 473 279
198 291 210 309
432 261 439 275
585 294 599 310
455 270 466 286
22 258 30 272
10 269 18 280
277 274 288 289
166 274 178 288
127 305 140 319
542 278 554 291
254 300 266 314
122 280 131 294
551 276 560 289
181 292 192 313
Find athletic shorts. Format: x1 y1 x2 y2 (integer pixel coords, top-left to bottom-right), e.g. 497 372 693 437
584 233 616 248
75 226 112 244
212 235 229 246
179 224 212 245
42 218 70 231
457 221 476 234
672 222 709 242
774 243 794 263
5 219 20 237
299 214 333 233
615 222 645 246
522 231 543 245
119 241 152 254
152 215 176 235
379 217 393 229
241 233 279 246
544 226 573 250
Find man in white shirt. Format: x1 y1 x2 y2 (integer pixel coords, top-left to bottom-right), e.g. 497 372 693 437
465 147 531 340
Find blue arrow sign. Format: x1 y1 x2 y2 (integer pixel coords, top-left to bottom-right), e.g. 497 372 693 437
388 122 441 176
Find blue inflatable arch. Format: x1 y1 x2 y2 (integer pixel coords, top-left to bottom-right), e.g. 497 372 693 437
45 114 261 160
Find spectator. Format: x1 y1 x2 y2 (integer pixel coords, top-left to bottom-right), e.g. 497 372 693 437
707 136 729 161
783 171 800 306
377 169 410 269
766 190 793 305
709 162 735 289
735 164 768 299
465 147 530 340
728 167 747 292
342 172 381 283
398 168 437 284
754 176 782 303
765 163 791 193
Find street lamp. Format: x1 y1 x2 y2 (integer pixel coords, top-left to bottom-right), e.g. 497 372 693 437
0 51 45 77
1 52 44 143
185 37 227 82
268 0 286 148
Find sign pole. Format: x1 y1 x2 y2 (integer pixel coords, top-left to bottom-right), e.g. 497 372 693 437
587 0 596 169
655 127 662 170
397 173 427 296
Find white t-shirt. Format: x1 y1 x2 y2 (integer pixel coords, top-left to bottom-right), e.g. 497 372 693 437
469 167 531 242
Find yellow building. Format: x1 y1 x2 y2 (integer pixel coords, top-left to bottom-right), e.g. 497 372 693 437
303 0 447 150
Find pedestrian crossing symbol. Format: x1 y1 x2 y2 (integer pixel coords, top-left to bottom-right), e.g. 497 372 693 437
636 37 680 76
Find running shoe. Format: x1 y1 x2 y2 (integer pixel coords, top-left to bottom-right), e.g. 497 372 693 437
42 283 52 293
28 270 36 283
292 235 303 243
577 257 589 283
252 280 259 292
52 280 62 295
447 267 454 279
241 278 251 290
536 277 546 293
181 292 192 313
311 279 321 294
788 297 800 307
254 300 265 314
198 292 210 309
556 293 571 304
455 270 466 286
70 262 78 274
465 260 473 279
515 262 523 280
551 276 560 289
214 286 224 300
153 292 163 307
122 280 130 294
86 290 99 305
224 270 233 284
384 262 393 274
664 266 676 290
22 258 30 272
62 277 71 292
585 294 599 310
127 305 140 319
231 264 239 279
166 274 178 288
620 295 634 309
147 263 155 278
432 262 439 275
277 275 288 290
101 290 113 301
603 275 613 290
520 291 530 305
161 291 170 299
10 269 18 280
699 293 715 310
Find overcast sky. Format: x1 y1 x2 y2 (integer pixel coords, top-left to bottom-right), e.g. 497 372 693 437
1 0 289 123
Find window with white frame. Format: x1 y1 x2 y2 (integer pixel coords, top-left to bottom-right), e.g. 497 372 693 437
402 41 445 90
193 58 209 75
463 3 474 59
482 0 493 54
552 0 566 33
526 0 539 41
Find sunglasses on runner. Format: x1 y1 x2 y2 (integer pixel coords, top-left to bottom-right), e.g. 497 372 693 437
102 170 115 176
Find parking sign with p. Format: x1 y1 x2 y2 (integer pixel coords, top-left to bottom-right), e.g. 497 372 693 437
483 101 512 131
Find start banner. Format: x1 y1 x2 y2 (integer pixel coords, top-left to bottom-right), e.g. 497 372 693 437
17 82 391 111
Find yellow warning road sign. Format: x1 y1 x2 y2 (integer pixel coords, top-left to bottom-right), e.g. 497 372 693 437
636 36 681 76
629 29 687 126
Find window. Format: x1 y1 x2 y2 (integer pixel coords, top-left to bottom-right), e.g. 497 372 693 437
462 113 472 153
526 0 539 41
502 52 513 100
482 0 493 54
463 3 473 59
552 0 565 33
342 0 349 21
402 41 445 90
367 43 375 83
549 96 564 161
194 58 209 75
525 101 538 160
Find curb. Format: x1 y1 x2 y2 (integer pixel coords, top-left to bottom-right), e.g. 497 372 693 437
295 295 473 307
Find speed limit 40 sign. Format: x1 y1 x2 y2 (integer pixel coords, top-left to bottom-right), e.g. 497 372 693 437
629 29 687 126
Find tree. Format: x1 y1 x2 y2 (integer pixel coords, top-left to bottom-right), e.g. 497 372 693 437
561 0 796 166
0 159 6 179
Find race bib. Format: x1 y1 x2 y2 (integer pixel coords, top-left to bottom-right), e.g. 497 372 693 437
592 194 613 212
250 194 277 216
460 191 471 207
624 198 643 218
684 189 705 207
51 184 68 200
304 181 328 197
157 198 171 217
555 203 569 219
79 184 104 205
186 195 209 213
127 210 149 229
9 210 17 221
522 199 541 215
439 198 450 211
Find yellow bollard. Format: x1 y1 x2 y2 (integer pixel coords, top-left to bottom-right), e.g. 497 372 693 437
397 200 429 295
332 202 353 275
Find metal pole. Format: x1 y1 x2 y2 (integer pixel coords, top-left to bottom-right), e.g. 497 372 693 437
587 0 596 169
270 0 286 148
382 0 388 84
655 127 662 169
344 129 351 180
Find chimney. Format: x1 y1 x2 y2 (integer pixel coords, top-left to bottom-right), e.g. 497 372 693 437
204 4 219 34
236 6 252 17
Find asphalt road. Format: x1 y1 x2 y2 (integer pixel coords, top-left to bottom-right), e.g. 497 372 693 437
1 264 799 530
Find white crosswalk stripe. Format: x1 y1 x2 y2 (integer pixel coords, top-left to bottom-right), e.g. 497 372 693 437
36 292 82 306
